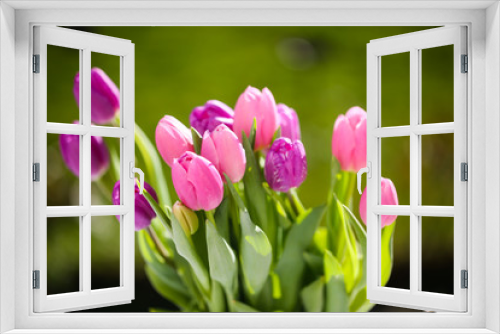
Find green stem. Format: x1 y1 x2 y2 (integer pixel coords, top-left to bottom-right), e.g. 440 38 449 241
146 226 174 266
205 210 216 225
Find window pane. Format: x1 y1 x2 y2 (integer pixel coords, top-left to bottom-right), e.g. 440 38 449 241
91 216 121 290
91 52 121 127
421 216 454 294
47 133 80 206
381 52 410 127
421 134 454 206
91 136 120 205
383 215 410 290
47 45 80 124
381 136 410 205
421 45 454 124
47 217 80 294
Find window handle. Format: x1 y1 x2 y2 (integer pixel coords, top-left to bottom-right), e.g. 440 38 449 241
357 162 372 195
129 162 145 195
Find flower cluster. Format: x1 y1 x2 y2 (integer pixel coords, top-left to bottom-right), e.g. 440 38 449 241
155 86 308 214
56 67 402 313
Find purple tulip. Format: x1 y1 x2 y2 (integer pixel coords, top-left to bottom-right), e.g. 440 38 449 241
264 137 307 193
59 132 110 181
190 100 234 135
112 180 158 231
73 68 120 125
277 103 301 141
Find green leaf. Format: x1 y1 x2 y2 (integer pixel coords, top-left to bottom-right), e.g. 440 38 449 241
381 222 396 286
274 205 326 311
239 209 272 296
137 229 164 264
249 118 257 149
301 278 325 312
206 280 226 312
341 203 370 311
143 188 171 232
303 252 324 276
214 197 230 241
349 287 375 312
206 220 237 294
224 175 246 211
135 124 171 208
231 300 259 312
241 133 273 242
324 250 349 312
313 226 328 254
145 263 191 311
333 198 359 294
191 127 203 155
171 215 211 294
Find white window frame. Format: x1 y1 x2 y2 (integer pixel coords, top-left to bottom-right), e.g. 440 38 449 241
0 1 499 333
366 26 468 312
33 26 136 313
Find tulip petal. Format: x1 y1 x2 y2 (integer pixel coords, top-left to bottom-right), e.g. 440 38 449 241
201 131 220 171
187 155 223 211
212 125 246 183
155 115 194 167
332 115 355 171
172 155 199 211
345 106 366 129
352 117 367 172
256 88 279 150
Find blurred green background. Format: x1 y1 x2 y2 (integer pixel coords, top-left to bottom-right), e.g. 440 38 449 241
45 26 455 312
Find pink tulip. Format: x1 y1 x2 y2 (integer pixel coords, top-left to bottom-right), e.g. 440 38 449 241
233 86 279 151
201 124 246 183
277 103 301 141
171 152 223 211
359 177 398 228
331 106 367 172
155 115 194 167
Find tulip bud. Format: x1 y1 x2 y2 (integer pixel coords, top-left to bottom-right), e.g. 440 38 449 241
173 201 199 235
73 68 120 125
171 152 223 211
264 137 307 193
331 106 367 172
277 103 301 141
359 177 398 228
233 86 279 151
155 115 194 167
201 124 246 183
112 180 158 231
190 100 234 135
59 131 110 181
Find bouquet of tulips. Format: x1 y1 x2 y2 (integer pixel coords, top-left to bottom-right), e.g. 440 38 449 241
59 68 400 312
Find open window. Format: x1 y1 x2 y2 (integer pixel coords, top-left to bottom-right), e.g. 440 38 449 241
33 26 136 312
365 26 467 312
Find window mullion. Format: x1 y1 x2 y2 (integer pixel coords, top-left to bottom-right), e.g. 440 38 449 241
409 48 420 295
81 48 92 294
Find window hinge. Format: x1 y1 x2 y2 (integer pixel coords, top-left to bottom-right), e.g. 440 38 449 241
33 163 40 182
461 162 468 182
461 54 468 73
461 270 468 289
33 270 40 289
33 54 40 73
